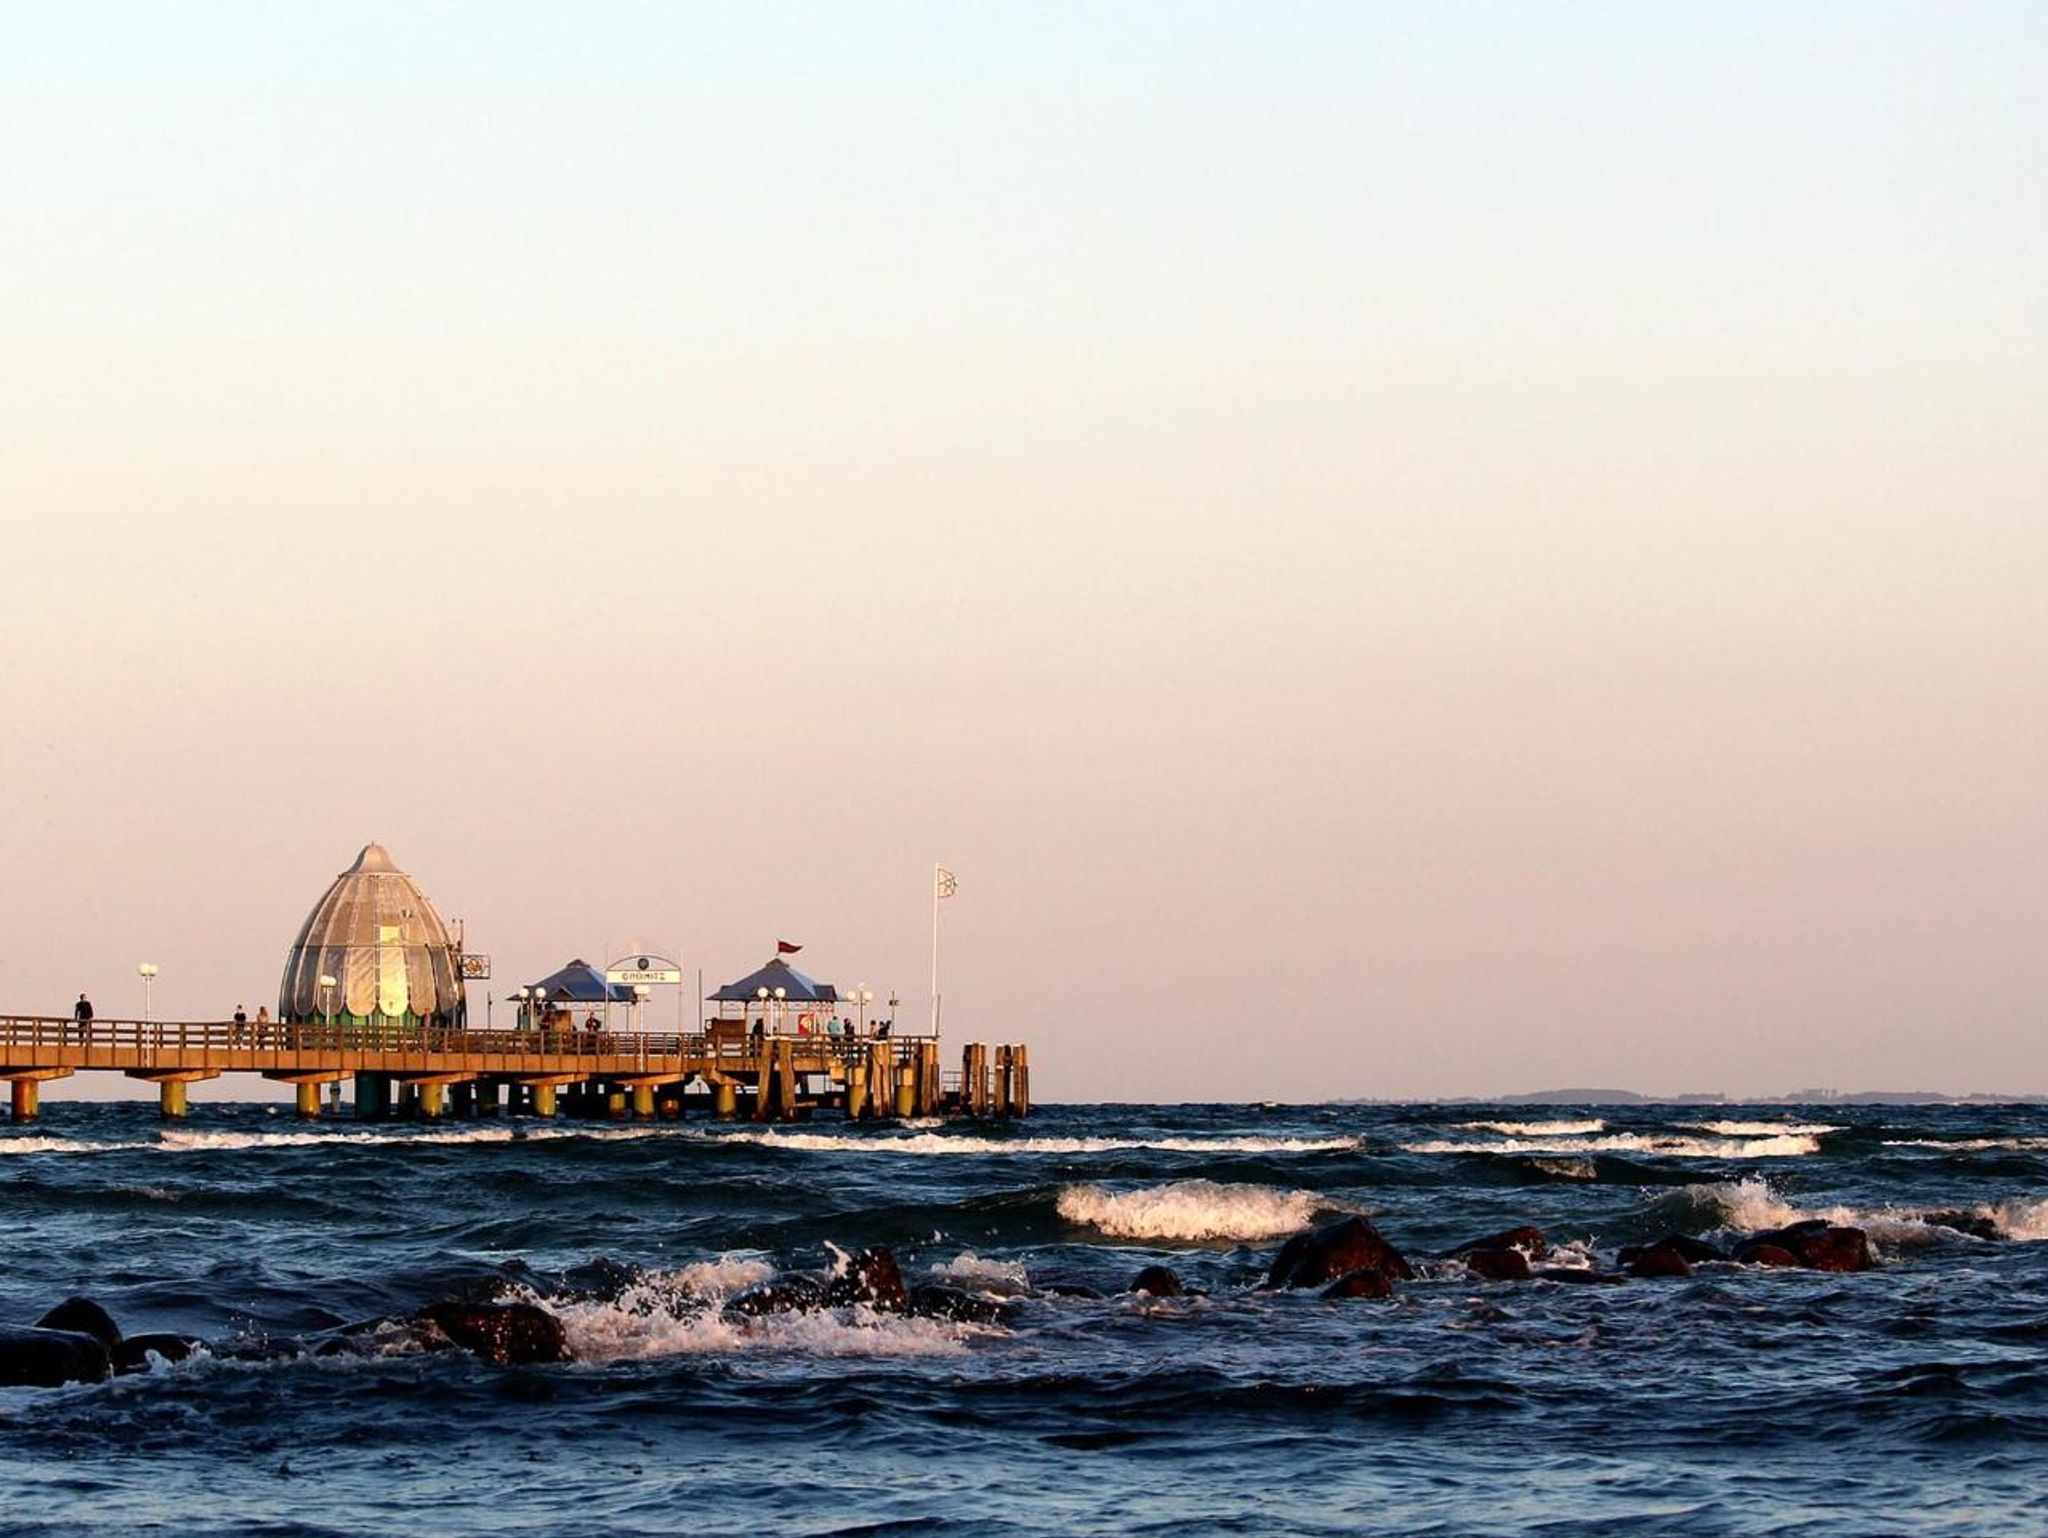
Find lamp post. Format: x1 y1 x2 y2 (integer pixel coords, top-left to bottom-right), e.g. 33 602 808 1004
512 985 530 1030
318 973 338 1034
137 962 159 1022
852 986 875 1034
755 985 768 1034
888 993 900 1036
773 985 787 1035
632 983 651 1033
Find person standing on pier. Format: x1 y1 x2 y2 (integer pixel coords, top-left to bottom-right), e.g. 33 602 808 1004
72 992 93 1046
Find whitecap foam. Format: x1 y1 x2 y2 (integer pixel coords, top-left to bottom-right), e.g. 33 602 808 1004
930 1253 1031 1291
1983 1197 2048 1241
1881 1137 2048 1153
1403 1133 1820 1159
539 1275 981 1362
0 1136 145 1156
694 1130 1361 1157
1055 1179 1334 1241
1665 1176 2043 1253
1458 1119 1605 1137
156 1126 520 1151
1681 1121 1844 1138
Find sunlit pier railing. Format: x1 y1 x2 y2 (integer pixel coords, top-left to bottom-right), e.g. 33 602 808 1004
0 1015 1028 1125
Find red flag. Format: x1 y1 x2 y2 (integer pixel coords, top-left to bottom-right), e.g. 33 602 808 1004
776 940 802 954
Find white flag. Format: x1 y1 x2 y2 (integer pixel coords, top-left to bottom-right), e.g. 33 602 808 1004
935 867 958 899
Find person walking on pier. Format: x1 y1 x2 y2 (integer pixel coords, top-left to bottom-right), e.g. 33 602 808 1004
71 992 93 1047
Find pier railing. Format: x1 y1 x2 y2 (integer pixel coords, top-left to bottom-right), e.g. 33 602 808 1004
0 1015 923 1067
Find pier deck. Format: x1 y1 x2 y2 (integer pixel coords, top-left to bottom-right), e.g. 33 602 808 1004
0 1016 1029 1123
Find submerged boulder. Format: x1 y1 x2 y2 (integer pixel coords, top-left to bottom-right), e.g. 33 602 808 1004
1624 1243 1694 1280
1920 1209 2001 1242
1617 1233 1726 1268
1741 1243 1801 1269
907 1284 1009 1325
1320 1268 1394 1300
1129 1266 1185 1298
35 1297 123 1353
1734 1221 1874 1273
726 1275 829 1318
114 1333 205 1373
416 1302 570 1366
0 1325 113 1387
1266 1217 1413 1289
823 1247 909 1313
1461 1247 1533 1283
1442 1226 1548 1263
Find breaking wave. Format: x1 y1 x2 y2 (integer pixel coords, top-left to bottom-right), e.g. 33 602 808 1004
157 1127 521 1151
693 1130 1362 1157
1459 1120 1606 1137
531 1261 989 1362
0 1135 145 1156
1680 1120 1844 1138
1404 1132 1821 1159
1656 1177 2048 1250
1055 1179 1336 1241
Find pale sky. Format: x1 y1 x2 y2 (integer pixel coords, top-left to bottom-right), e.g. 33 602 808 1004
2 3 2043 1101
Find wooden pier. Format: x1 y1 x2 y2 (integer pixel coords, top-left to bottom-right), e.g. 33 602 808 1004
0 1016 1030 1124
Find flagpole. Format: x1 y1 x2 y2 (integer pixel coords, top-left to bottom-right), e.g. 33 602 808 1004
929 862 941 1039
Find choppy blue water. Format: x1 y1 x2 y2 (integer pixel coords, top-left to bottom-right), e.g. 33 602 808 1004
4 1100 2047 1536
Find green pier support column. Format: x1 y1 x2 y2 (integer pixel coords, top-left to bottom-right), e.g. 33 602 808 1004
631 1084 655 1120
159 1080 189 1120
354 1074 390 1120
295 1082 321 1119
11 1080 39 1123
713 1081 737 1120
532 1083 558 1118
418 1083 446 1119
478 1081 502 1116
451 1082 475 1117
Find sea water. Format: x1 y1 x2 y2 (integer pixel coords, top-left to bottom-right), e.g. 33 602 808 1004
4 1100 2046 1535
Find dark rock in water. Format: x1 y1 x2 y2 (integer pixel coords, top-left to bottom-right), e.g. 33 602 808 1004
1742 1243 1801 1269
1443 1226 1548 1262
1529 1266 1625 1285
1921 1209 2002 1242
907 1284 1008 1325
1320 1268 1394 1300
1462 1247 1533 1282
1734 1224 1874 1273
34 1298 122 1352
1788 1227 1875 1273
114 1333 204 1373
1625 1243 1694 1280
1041 1282 1105 1301
417 1302 570 1366
1130 1265 1184 1298
0 1325 113 1387
726 1275 829 1318
1617 1233 1727 1267
823 1247 909 1312
1266 1217 1413 1289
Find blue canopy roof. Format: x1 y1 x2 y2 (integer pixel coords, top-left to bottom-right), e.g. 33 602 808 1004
528 958 634 1004
709 955 837 1004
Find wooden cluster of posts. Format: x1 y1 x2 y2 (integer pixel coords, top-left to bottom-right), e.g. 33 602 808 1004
0 1016 1030 1124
